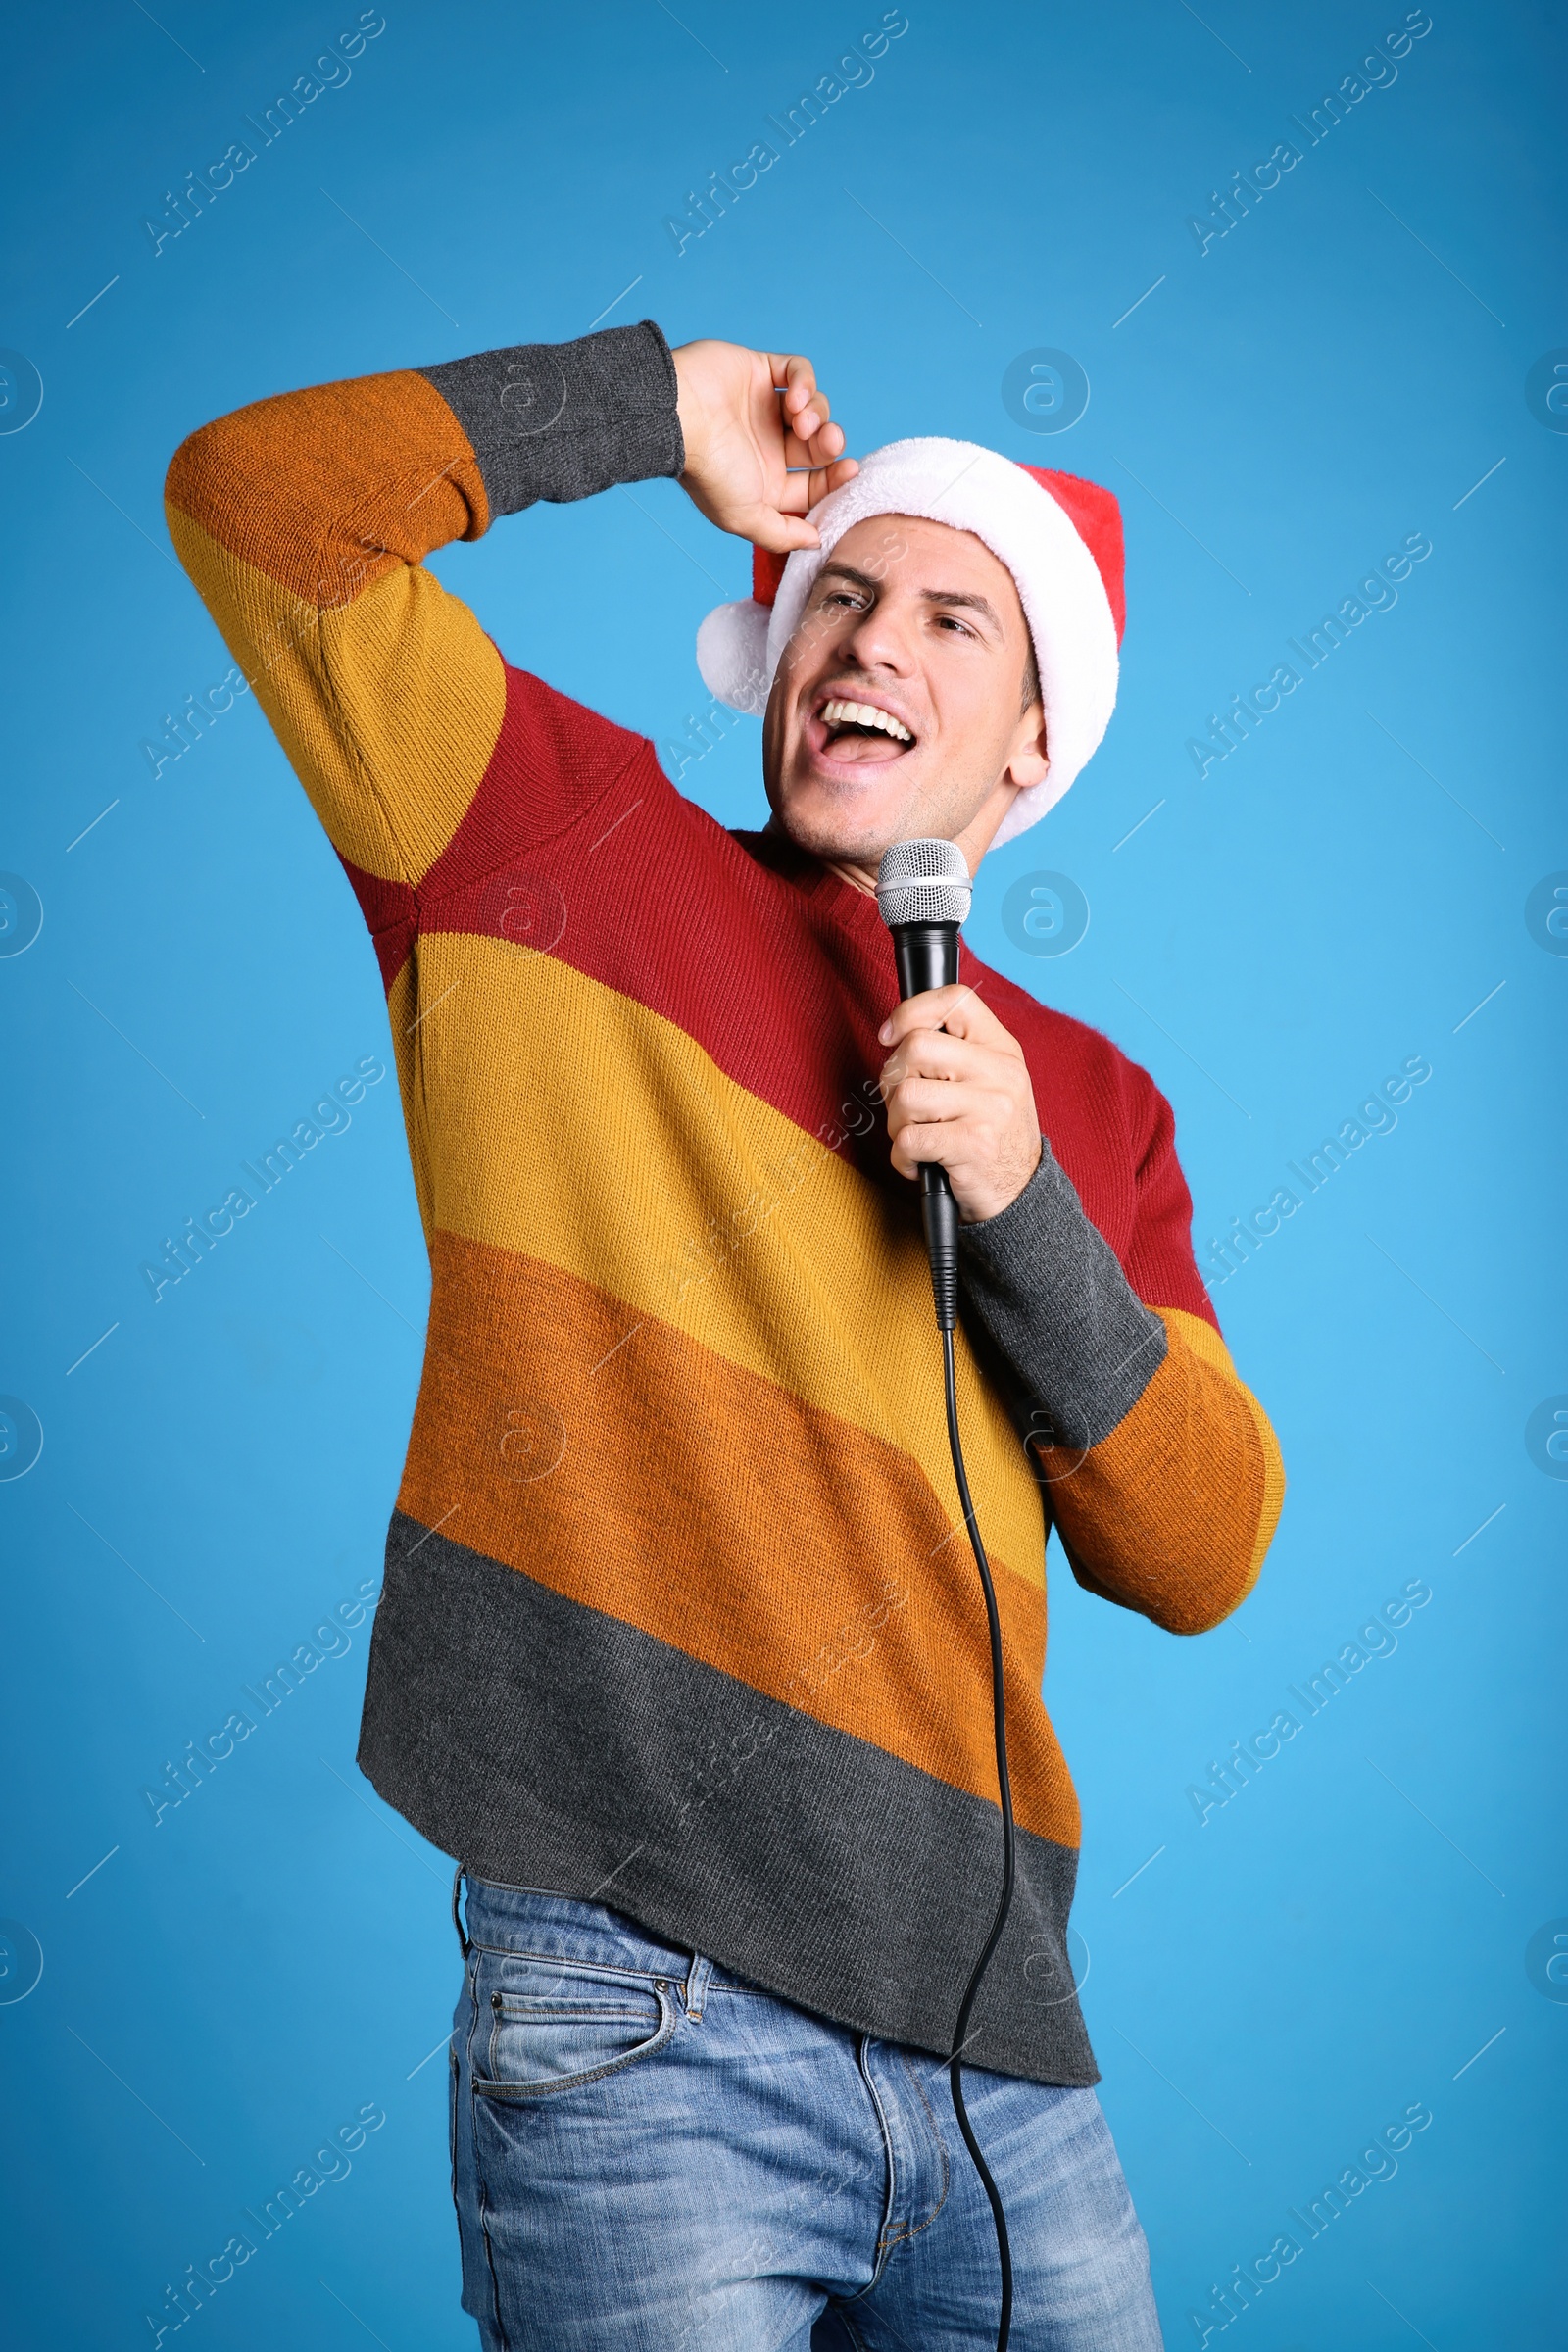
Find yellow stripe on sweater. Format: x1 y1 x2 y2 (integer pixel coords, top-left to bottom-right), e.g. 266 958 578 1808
404 927 1047 1589
165 508 505 884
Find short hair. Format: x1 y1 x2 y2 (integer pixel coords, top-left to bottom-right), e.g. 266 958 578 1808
1020 636 1040 717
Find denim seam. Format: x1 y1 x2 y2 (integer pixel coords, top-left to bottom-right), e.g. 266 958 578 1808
466 1937 683 1984
875 2050 952 2248
446 2044 462 2230
464 1951 511 2351
840 2035 900 2301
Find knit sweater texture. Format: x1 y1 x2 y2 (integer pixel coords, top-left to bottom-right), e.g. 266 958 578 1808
166 320 1284 2085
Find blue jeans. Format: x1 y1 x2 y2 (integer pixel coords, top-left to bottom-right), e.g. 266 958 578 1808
448 1875 1162 2349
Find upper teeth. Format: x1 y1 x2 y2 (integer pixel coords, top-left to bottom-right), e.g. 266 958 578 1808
821 699 912 743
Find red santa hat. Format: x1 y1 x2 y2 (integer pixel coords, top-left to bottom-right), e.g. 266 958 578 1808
694 438 1125 849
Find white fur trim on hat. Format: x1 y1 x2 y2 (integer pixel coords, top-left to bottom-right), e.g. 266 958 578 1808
694 598 771 716
694 438 1120 844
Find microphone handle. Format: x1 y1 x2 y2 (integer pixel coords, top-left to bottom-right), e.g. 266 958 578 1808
892 922 961 1332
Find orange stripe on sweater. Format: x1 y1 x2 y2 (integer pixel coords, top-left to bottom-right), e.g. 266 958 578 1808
1041 1306 1283 1633
166 367 488 601
398 1227 1081 1848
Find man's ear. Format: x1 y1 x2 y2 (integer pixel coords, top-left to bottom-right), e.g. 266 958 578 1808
1004 700 1049 791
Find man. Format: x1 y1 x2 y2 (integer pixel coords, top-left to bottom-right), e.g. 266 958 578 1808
168 324 1282 2348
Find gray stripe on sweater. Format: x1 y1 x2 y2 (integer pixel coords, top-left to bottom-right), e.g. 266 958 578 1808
418 319 683 515
958 1141 1167 1451
358 1510 1098 2090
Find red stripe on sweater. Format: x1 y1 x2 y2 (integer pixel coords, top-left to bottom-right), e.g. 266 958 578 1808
361 662 1214 1320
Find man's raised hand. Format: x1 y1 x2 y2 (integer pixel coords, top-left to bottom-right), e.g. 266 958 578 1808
672 341 858 553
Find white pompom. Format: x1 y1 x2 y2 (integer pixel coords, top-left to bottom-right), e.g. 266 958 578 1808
695 600 772 715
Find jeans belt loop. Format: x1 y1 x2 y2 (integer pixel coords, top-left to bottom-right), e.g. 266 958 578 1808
451 1861 470 1962
683 1953 713 2021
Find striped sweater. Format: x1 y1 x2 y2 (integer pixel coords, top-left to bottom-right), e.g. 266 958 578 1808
166 320 1283 2085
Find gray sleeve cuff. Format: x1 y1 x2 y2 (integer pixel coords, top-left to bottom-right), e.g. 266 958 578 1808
417 320 683 516
957 1141 1167 1450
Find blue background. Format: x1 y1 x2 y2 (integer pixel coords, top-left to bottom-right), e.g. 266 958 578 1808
2 1 1564 2343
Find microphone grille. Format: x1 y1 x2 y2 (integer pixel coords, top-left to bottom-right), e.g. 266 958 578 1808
875 837 973 929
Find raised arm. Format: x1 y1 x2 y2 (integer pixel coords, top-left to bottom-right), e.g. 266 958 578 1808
165 326 855 889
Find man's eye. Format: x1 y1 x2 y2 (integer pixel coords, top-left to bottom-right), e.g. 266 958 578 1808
934 614 975 636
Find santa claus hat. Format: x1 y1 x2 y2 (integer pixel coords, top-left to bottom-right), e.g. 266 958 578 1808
694 438 1125 849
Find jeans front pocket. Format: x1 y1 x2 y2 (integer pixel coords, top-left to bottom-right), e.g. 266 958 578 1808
472 1954 679 2101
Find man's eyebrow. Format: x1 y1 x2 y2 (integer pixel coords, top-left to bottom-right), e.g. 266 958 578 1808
917 587 1001 627
815 561 880 592
814 563 1004 629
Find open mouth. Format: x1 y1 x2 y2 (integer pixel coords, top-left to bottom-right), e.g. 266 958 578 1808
807 695 918 766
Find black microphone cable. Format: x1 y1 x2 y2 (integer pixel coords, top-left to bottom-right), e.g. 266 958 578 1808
940 1314 1017 2352
876 837 1016 2352
926 1213 1010 2352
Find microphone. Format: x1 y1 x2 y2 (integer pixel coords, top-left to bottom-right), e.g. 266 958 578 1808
876 838 973 1333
